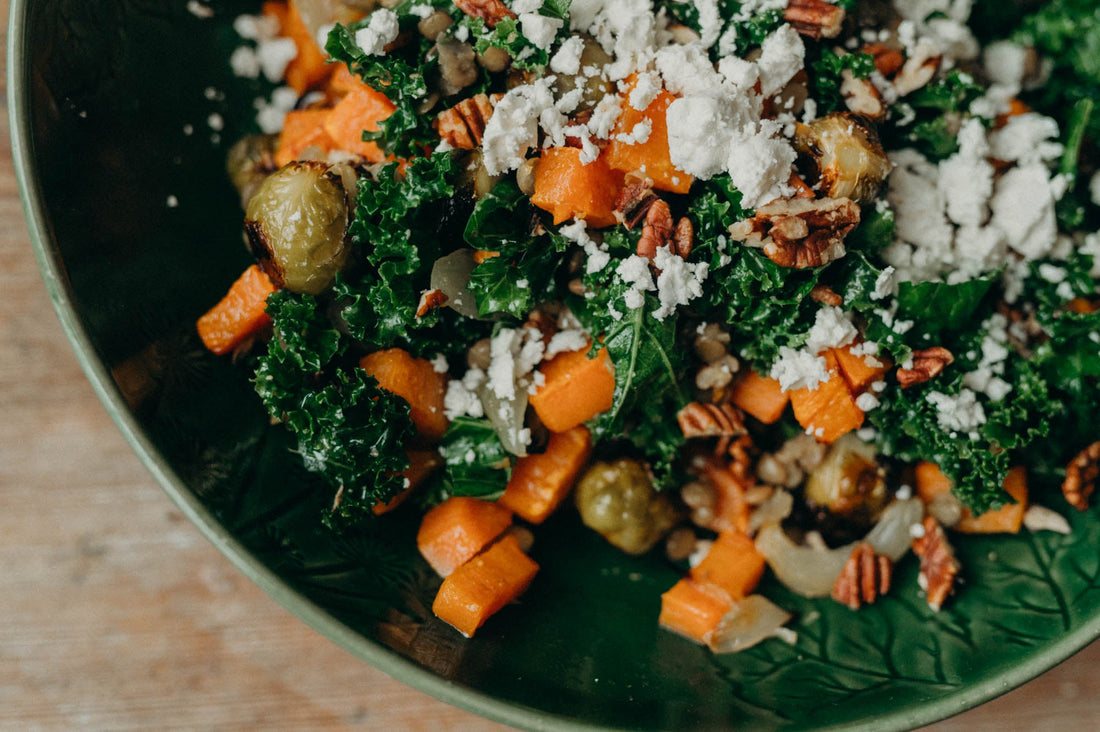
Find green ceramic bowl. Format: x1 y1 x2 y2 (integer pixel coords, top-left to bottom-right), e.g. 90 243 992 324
11 2 1100 729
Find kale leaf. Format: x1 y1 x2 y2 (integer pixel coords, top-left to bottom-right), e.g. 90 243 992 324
253 290 416 527
438 417 513 498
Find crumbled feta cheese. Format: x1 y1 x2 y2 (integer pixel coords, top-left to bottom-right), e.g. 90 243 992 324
804 306 858 354
939 118 992 227
927 389 987 432
989 113 1063 165
982 40 1029 89
1081 232 1100 279
482 79 556 174
693 0 723 48
355 9 400 56
855 392 880 412
445 368 485 419
546 329 591 358
520 13 564 51
1090 171 1100 209
989 163 1058 260
872 266 897 300
550 35 585 75
724 122 797 208
627 70 662 110
756 25 806 97
616 255 656 310
652 246 709 320
613 118 652 145
431 354 449 374
770 347 830 392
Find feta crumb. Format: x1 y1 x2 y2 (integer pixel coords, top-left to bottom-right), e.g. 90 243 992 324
546 330 590 358
550 35 585 75
431 354 449 374
927 389 987 432
617 254 657 310
519 13 564 51
855 392 880 412
652 246 709 320
770 347 830 392
355 9 400 56
756 25 806 97
560 219 611 273
1090 171 1100 208
482 79 556 175
804 306 858 354
628 71 662 110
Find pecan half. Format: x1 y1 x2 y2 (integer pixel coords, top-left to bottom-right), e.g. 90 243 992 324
810 284 843 306
912 516 959 612
672 216 694 259
862 43 906 77
896 347 954 388
840 70 886 120
454 0 515 28
728 197 860 269
434 93 500 149
832 543 892 610
893 42 942 97
613 173 658 229
1063 441 1100 511
637 199 674 261
677 403 747 450
784 0 845 39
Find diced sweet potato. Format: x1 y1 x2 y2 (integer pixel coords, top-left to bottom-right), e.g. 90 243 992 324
529 345 616 433
432 534 539 637
689 531 766 601
373 449 441 515
604 88 693 194
323 83 394 162
359 348 449 442
729 370 790 425
914 462 1029 534
832 342 891 394
417 496 513 577
789 352 864 444
530 147 623 228
263 1 335 94
499 426 593 523
658 578 731 645
196 265 277 356
275 108 335 167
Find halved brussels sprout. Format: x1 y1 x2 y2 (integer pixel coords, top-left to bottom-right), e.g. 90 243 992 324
244 160 350 295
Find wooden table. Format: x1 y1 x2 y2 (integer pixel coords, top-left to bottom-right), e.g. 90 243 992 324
3 5 1099 729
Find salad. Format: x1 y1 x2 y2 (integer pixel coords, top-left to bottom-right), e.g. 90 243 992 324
198 0 1100 646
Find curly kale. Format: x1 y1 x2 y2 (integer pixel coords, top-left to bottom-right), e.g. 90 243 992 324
254 290 415 527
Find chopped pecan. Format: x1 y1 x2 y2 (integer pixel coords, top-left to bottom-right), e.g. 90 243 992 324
728 197 860 269
695 354 741 391
893 42 941 97
677 402 747 444
810 284 843 306
896 347 954 388
1063 441 1100 511
454 0 515 27
783 0 845 39
434 93 500 149
637 199 674 261
613 173 658 229
862 43 906 77
912 516 959 612
672 216 694 259
832 543 892 610
415 288 448 318
840 70 886 120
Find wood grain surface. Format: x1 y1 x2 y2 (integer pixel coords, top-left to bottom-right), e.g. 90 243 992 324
3 4 1099 729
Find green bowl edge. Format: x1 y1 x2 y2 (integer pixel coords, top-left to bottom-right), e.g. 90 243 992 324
7 2 1099 730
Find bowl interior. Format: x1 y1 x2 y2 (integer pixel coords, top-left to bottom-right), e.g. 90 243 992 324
11 1 1100 730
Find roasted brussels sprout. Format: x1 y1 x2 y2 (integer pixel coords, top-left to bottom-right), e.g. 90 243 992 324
794 113 891 205
244 160 350 295
575 458 681 555
225 133 278 210
804 434 889 526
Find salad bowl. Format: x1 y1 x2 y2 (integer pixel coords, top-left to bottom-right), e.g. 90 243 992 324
10 0 1100 729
